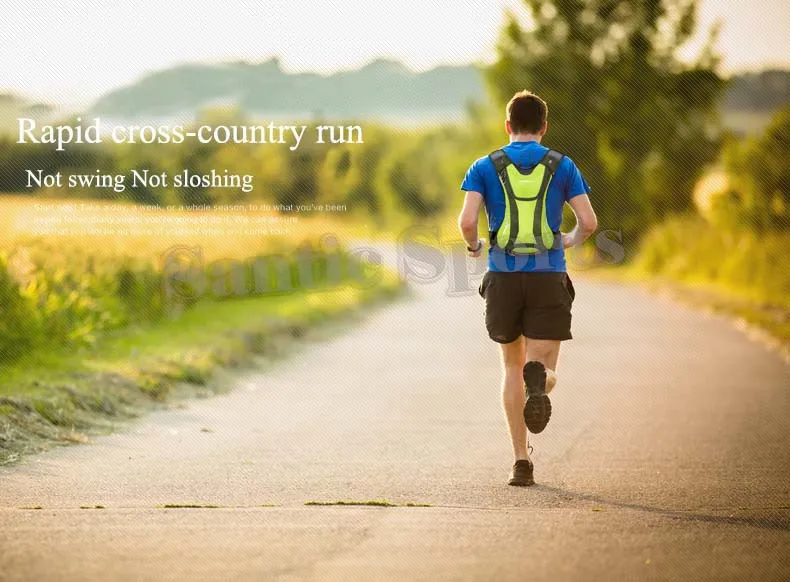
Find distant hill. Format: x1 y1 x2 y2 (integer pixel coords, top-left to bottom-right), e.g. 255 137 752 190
724 69 790 112
721 69 790 134
89 61 789 130
89 58 485 122
3 63 787 132
0 94 59 133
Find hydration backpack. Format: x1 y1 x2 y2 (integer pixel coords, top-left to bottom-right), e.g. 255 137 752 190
488 148 564 255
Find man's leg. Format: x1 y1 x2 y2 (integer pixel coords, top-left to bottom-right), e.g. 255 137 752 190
527 339 561 393
522 338 561 433
500 336 529 461
546 369 558 394
480 271 535 485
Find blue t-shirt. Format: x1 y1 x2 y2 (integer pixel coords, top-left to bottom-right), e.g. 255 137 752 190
461 141 591 272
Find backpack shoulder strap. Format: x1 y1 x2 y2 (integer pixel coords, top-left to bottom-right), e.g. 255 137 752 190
488 149 512 174
540 149 565 175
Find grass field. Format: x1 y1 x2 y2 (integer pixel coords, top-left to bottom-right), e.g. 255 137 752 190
0 193 383 357
0 193 403 464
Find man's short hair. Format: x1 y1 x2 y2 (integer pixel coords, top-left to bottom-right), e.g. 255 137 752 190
506 91 548 134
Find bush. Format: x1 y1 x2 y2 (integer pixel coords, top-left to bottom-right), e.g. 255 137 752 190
0 233 369 366
0 241 168 364
635 216 790 308
0 254 40 362
723 105 790 231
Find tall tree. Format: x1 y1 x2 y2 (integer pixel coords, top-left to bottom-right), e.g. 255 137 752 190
487 0 725 241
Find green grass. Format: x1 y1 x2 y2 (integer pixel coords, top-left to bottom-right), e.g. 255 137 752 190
304 500 432 507
305 500 397 507
0 279 392 391
0 272 404 465
12 501 432 510
158 504 222 509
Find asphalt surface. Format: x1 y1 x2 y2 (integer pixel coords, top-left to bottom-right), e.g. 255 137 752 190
1 246 789 581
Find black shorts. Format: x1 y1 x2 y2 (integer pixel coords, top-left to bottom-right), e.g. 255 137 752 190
478 271 575 343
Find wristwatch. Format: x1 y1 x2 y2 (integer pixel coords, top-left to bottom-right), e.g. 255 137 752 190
467 240 483 253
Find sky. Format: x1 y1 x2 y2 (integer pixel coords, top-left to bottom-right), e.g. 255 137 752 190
2 0 788 107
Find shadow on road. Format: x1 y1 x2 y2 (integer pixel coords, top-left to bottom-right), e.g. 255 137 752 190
535 485 790 532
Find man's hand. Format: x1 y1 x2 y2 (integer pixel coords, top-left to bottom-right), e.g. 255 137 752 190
468 238 485 258
459 190 485 255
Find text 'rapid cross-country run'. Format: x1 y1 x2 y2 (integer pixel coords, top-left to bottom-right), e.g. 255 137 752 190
16 117 364 151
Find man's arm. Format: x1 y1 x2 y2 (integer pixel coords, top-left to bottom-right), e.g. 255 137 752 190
458 190 485 257
562 194 598 249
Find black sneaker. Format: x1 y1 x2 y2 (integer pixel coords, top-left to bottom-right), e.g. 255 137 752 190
508 459 534 486
523 361 552 433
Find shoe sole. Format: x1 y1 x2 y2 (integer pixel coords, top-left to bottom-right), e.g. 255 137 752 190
523 361 552 434
508 477 535 487
508 462 535 486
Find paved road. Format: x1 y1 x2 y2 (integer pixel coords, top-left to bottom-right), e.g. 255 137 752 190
1 246 789 581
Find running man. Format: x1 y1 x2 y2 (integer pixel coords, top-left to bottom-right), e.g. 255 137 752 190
458 90 598 486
